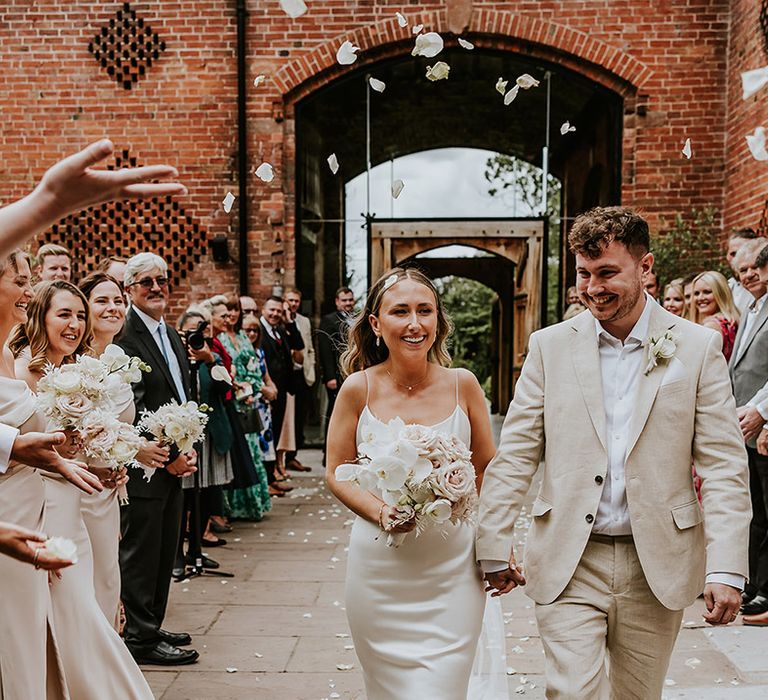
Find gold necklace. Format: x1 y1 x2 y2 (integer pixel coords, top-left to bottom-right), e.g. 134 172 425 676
385 366 429 392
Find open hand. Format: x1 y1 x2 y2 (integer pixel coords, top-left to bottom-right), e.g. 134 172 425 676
702 583 742 625
484 554 526 597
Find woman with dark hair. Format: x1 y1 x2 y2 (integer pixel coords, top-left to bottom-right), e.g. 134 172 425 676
326 267 497 699
11 280 153 699
218 293 273 517
78 271 168 627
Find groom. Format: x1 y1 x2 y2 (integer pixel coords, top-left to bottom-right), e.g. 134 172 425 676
477 207 751 698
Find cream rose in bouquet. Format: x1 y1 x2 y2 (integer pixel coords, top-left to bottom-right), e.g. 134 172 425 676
335 418 478 547
137 400 210 462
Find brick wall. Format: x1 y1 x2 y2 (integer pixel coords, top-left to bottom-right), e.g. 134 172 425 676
0 0 763 314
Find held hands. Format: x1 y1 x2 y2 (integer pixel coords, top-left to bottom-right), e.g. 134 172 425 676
166 449 197 477
484 553 527 597
702 583 742 626
12 432 102 494
738 406 764 442
757 428 768 457
261 382 278 402
326 379 338 391
135 439 171 471
380 505 417 534
0 523 74 571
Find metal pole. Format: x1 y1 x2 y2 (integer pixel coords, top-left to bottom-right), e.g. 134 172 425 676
541 71 552 215
365 74 372 217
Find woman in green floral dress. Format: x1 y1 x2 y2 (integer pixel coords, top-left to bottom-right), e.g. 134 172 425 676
217 295 272 519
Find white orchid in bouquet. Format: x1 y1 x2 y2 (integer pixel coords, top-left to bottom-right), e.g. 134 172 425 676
137 400 210 458
335 418 478 547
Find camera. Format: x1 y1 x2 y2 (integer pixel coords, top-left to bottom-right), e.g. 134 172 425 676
184 320 210 351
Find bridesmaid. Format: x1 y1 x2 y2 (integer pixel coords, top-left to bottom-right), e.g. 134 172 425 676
218 294 273 517
10 280 154 700
78 271 169 627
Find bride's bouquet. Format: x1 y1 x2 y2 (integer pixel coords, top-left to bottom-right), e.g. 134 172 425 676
335 417 478 547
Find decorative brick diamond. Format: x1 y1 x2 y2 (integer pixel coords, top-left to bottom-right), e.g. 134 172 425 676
44 149 206 290
88 2 166 90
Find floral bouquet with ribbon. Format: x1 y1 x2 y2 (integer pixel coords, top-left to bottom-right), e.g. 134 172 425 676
335 417 478 547
136 400 210 480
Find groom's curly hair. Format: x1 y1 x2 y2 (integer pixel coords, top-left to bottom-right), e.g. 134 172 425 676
568 206 650 260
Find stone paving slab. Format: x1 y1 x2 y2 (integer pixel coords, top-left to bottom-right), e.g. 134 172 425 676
155 449 768 699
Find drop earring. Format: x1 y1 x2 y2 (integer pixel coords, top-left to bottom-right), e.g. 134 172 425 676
376 335 381 347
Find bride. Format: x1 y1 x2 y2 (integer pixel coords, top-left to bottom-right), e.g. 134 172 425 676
325 267 498 700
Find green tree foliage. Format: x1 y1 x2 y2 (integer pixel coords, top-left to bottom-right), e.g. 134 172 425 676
436 276 494 397
650 208 729 286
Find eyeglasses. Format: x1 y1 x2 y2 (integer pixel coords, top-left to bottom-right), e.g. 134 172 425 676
242 308 258 316
132 276 168 289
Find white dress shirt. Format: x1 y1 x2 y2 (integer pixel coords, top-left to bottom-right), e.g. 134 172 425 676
132 306 187 402
0 423 19 474
483 295 744 588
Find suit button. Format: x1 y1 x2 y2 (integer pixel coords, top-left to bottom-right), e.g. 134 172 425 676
595 475 604 484
585 514 594 523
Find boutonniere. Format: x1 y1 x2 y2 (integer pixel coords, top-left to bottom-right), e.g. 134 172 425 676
644 330 679 375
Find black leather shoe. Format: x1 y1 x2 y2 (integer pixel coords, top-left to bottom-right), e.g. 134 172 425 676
172 566 186 580
133 641 199 666
159 629 192 647
741 594 768 615
185 554 220 569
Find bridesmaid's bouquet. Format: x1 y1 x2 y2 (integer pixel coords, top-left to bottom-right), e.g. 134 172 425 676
335 418 478 547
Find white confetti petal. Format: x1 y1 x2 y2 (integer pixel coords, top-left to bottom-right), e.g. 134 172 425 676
336 40 360 66
278 0 307 19
335 633 349 638
746 126 768 161
682 137 692 159
496 77 508 95
412 24 423 35
327 153 339 174
511 645 524 654
392 179 405 199
336 663 354 671
458 38 474 50
225 667 238 673
395 12 407 28
222 191 235 213
254 652 263 658
506 668 517 675
253 74 266 87
560 121 576 135
255 162 274 182
412 31 443 58
684 657 701 669
664 679 676 687
426 61 450 82
303 612 312 618
369 77 386 93
504 85 519 105
742 66 768 100
515 687 526 695
343 644 354 650
330 694 341 700
516 73 540 89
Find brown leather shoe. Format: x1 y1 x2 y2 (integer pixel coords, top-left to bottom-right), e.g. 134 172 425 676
743 610 768 626
272 480 294 492
286 459 311 472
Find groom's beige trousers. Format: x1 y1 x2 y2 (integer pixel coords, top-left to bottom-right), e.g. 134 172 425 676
534 535 684 700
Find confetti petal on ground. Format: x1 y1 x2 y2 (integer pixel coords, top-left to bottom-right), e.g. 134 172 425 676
664 679 676 687
279 0 307 19
458 38 474 50
303 612 312 618
392 179 405 198
225 667 238 673
742 66 768 99
412 24 423 34
369 77 386 92
336 663 354 671
254 652 263 658
560 121 576 135
327 153 339 174
514 687 526 695
412 31 443 57
746 126 768 160
253 75 266 87
511 645 524 654
504 85 519 105
222 191 235 213
682 137 692 159
685 657 701 669
330 694 341 700
426 61 450 81
516 73 540 89
395 12 407 28
336 40 360 65
496 78 508 95
255 162 274 182
344 644 354 650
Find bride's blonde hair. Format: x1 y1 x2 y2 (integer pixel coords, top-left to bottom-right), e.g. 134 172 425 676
340 267 452 377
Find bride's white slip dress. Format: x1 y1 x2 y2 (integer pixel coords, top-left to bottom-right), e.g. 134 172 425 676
345 370 508 700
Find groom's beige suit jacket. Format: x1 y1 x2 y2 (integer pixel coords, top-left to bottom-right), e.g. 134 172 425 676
476 303 751 610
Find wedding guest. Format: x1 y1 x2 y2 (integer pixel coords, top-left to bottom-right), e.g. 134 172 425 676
563 285 587 320
78 271 169 626
0 252 101 700
318 287 355 445
284 286 315 471
727 228 762 311
33 242 72 283
275 302 305 481
663 279 687 317
10 280 154 699
117 252 198 666
242 314 279 493
682 272 697 314
260 296 301 491
219 294 272 518
728 238 768 619
97 255 128 286
642 268 660 300
175 307 233 571
565 285 580 306
691 271 741 361
240 295 258 319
